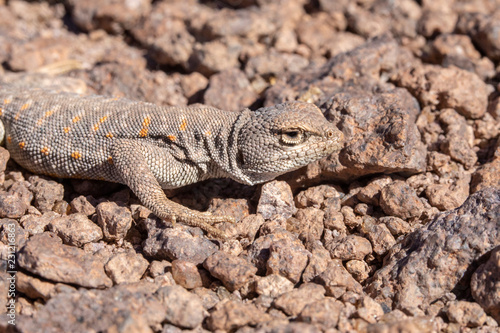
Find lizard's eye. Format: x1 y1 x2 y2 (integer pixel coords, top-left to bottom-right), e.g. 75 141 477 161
281 130 304 145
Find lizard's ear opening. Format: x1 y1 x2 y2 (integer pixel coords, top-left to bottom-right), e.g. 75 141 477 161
237 149 245 167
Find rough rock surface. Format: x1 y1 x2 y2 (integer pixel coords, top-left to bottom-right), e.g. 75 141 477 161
367 188 499 314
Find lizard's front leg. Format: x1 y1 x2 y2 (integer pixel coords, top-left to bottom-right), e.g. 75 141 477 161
110 140 234 239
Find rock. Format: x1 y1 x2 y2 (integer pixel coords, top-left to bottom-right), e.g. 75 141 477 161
302 244 331 282
345 260 370 283
297 297 343 329
360 218 396 256
471 246 500 323
69 195 96 216
143 227 218 265
18 233 112 288
266 237 309 284
456 11 500 61
445 300 487 328
356 296 385 324
255 274 294 298
203 251 257 291
203 68 258 111
367 188 500 314
20 212 58 236
294 207 324 241
156 285 205 329
131 2 196 69
16 271 57 301
295 184 343 209
104 250 149 284
0 191 28 218
67 0 151 34
379 181 425 219
192 38 241 76
395 64 490 119
316 261 363 298
471 158 500 193
207 299 270 331
95 201 132 241
274 283 326 316
438 108 477 169
47 213 103 247
257 181 297 220
325 235 372 261
17 285 165 332
247 231 302 275
28 176 64 213
207 197 250 223
171 260 203 289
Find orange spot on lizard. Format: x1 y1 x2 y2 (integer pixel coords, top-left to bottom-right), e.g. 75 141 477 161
106 132 114 138
139 116 151 137
63 127 70 133
107 156 114 164
167 135 176 141
72 116 81 123
71 151 82 159
40 147 50 155
20 103 30 111
179 119 187 131
6 136 11 144
19 142 25 149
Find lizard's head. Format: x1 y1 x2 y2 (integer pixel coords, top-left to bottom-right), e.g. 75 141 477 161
237 101 343 184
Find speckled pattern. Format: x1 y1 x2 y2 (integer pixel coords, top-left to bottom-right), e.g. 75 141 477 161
0 86 343 238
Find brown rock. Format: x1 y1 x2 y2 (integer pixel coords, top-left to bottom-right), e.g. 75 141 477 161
439 108 477 169
368 316 439 332
69 195 96 216
203 68 258 111
67 0 151 34
192 38 241 76
302 244 331 282
456 11 500 61
18 285 165 332
207 299 270 331
345 260 370 283
395 64 490 119
18 233 112 288
367 188 500 314
295 184 342 209
294 207 324 242
143 227 218 264
0 191 28 218
204 251 257 291
156 285 205 329
326 235 373 261
379 181 425 219
471 158 500 193
171 260 203 289
16 271 57 301
273 283 326 316
446 300 487 327
131 3 195 69
356 296 385 324
47 213 103 247
316 261 363 298
20 212 58 236
28 176 64 213
266 237 309 284
471 246 500 323
0 219 28 250
360 218 396 256
207 197 250 223
298 297 343 328
245 49 309 79
104 250 149 284
96 201 132 241
257 180 297 220
255 274 294 298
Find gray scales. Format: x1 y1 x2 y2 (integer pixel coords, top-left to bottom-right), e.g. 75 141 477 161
0 86 343 239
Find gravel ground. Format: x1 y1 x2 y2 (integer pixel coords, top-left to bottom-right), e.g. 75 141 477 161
0 0 499 332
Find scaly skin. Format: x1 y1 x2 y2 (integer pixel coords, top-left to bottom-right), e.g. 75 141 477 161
0 86 343 238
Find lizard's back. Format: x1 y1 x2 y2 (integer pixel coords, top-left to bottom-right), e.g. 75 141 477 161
0 87 237 184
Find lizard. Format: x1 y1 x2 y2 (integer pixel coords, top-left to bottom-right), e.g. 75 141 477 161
0 85 343 239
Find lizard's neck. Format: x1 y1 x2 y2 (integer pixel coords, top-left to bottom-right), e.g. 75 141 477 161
210 109 256 186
